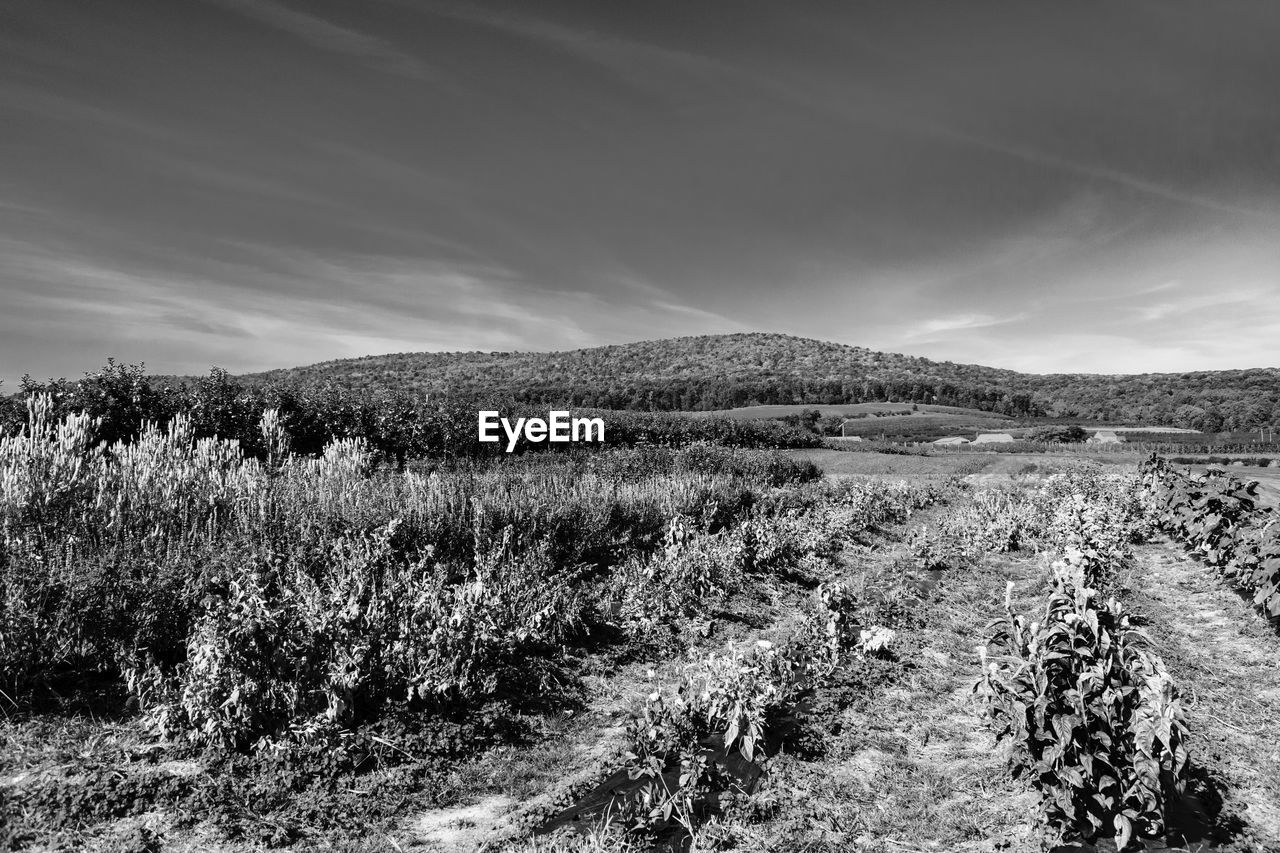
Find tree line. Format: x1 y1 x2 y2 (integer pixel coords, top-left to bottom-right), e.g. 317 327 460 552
0 361 823 463
238 333 1279 429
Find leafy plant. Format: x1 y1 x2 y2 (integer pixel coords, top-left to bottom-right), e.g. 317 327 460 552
979 579 1188 849
976 470 1190 850
1140 454 1280 617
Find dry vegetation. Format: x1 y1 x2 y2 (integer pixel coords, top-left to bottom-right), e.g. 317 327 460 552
3 399 1279 852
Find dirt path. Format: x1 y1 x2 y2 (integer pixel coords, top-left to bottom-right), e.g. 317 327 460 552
1122 540 1280 852
737 504 1046 852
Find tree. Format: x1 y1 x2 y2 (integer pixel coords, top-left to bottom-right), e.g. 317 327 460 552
1026 425 1088 443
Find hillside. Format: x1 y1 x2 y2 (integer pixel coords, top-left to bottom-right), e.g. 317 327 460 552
242 333 1280 431
246 333 1036 414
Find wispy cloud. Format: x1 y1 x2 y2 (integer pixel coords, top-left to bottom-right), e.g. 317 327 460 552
730 58 1280 225
1135 288 1268 322
425 2 735 95
209 0 434 80
1133 280 1182 297
0 237 746 383
919 122 1280 224
0 83 191 139
904 313 1026 339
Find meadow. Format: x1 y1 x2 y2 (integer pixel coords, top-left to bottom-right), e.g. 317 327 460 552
3 394 1280 852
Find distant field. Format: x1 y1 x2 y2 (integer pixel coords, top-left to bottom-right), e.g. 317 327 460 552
784 448 992 480
693 403 1009 420
691 403 1014 441
837 413 1015 438
1180 462 1280 507
1106 426 1201 434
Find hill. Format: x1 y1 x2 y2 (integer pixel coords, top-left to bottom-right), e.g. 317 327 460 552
246 333 1036 414
241 333 1280 431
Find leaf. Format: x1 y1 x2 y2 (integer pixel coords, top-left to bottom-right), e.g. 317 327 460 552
1058 765 1085 788
1114 813 1133 851
724 718 740 751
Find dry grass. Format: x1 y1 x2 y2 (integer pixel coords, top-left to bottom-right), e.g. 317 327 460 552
713 503 1046 852
783 449 995 481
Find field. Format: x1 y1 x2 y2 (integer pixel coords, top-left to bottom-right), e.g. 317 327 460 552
692 403 1009 421
691 403 1013 442
833 414 1013 440
1180 463 1280 508
4 401 1280 852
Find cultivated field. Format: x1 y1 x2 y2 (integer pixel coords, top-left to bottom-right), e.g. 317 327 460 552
3 401 1280 852
693 403 1008 421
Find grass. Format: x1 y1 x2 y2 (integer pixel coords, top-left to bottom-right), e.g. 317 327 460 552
783 448 996 481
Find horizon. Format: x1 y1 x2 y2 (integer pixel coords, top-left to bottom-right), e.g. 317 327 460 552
4 1 1280 388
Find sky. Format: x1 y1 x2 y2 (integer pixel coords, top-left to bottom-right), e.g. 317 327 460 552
3 0 1280 387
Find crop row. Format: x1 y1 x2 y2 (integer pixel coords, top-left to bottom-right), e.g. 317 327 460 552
575 505 929 847
976 467 1189 851
485 465 950 847
1139 454 1280 618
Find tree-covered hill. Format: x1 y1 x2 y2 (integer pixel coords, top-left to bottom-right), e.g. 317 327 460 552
240 333 1280 431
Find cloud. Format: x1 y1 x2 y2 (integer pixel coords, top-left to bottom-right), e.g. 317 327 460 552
0 83 192 139
424 2 736 95
720 50 1280 226
209 0 434 80
881 285 1280 375
918 121 1280 224
904 313 1026 339
1133 280 1182 297
1135 288 1269 323
0 237 747 384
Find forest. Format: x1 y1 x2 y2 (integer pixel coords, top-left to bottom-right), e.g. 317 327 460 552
235 333 1280 431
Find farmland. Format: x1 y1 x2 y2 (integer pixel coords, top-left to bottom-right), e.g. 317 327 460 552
691 403 1009 421
4 397 1280 852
